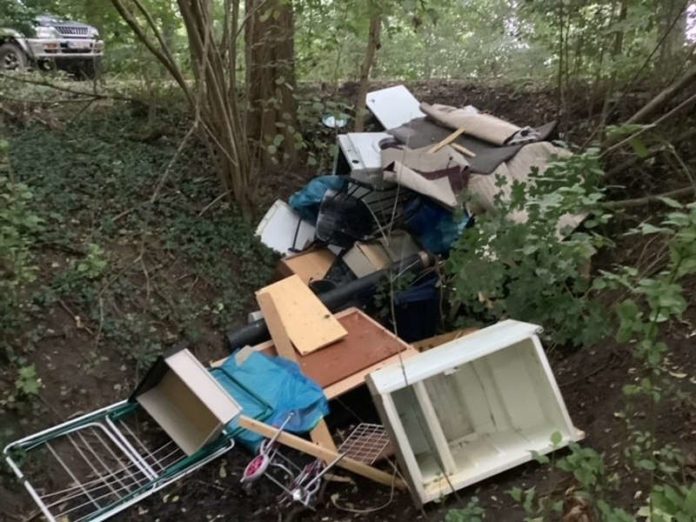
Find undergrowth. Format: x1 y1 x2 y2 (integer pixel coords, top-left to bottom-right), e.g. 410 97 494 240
4 104 276 375
445 142 696 520
447 149 612 348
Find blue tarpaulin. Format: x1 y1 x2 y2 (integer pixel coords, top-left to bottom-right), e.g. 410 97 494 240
211 352 329 449
289 175 348 222
404 196 471 255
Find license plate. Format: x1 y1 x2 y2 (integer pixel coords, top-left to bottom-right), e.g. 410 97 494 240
69 41 91 50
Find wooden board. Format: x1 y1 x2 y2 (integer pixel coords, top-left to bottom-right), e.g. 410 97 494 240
211 309 417 399
239 415 405 489
256 292 297 361
323 348 419 399
256 275 347 355
253 308 411 388
256 291 338 453
277 248 336 285
412 328 478 352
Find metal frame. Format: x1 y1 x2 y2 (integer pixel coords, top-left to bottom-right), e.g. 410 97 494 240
3 400 234 522
338 423 391 465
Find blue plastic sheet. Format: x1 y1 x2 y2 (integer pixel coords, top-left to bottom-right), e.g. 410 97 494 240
212 352 329 449
289 175 348 222
404 196 471 255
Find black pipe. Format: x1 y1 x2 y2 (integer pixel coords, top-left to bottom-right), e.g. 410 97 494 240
225 252 431 350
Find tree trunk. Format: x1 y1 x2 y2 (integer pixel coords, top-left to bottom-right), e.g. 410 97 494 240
598 0 627 136
245 0 298 170
354 7 382 132
658 0 688 75
627 63 696 124
112 0 257 219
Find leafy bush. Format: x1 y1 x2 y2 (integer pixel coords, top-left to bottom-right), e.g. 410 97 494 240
446 150 612 347
445 497 486 522
0 140 41 354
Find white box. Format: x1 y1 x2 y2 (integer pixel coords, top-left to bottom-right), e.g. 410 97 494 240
367 320 584 505
336 132 392 186
135 348 242 456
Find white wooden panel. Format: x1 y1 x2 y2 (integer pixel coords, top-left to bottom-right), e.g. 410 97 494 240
413 382 457 475
367 320 583 505
365 85 424 130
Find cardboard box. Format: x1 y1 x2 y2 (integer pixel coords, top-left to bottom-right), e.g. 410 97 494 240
277 248 336 285
133 348 242 456
343 231 419 278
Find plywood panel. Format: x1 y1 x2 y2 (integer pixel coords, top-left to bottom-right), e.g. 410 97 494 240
256 308 410 387
277 249 336 285
256 291 337 453
256 275 347 355
323 349 419 399
165 349 241 423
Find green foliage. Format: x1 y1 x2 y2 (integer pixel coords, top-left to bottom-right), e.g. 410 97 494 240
14 365 42 396
1 364 42 410
599 203 696 397
510 436 632 521
0 140 41 355
509 200 696 521
446 150 612 347
295 96 350 170
508 485 564 522
5 0 689 85
444 497 486 522
556 443 613 491
6 104 275 372
637 484 696 521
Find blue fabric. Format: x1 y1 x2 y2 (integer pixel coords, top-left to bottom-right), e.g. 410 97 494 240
404 197 471 255
394 274 440 342
212 352 329 449
289 175 348 222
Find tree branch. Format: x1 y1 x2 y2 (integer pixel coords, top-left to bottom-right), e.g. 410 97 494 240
601 186 695 209
111 0 194 105
0 72 137 102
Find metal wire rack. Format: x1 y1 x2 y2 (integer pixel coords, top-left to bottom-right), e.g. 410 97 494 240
338 423 391 465
3 401 234 522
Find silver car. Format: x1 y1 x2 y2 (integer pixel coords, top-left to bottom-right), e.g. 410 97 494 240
0 14 104 79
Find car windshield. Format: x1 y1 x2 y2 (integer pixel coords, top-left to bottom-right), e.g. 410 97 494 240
34 15 66 26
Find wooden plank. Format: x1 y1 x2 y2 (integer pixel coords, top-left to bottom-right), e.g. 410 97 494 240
308 420 338 454
324 348 419 399
412 328 479 352
256 275 347 355
427 127 467 154
450 142 477 158
238 415 405 490
211 310 417 400
256 291 337 453
277 248 336 285
255 309 412 388
255 292 297 361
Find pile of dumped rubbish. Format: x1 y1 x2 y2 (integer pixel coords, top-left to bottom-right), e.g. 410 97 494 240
3 85 586 521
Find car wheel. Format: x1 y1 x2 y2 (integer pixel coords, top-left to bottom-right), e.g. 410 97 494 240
0 43 28 71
